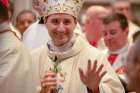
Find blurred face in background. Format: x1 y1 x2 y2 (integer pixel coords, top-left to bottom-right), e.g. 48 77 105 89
32 0 45 15
84 6 111 42
45 13 76 47
16 12 36 35
102 21 128 51
112 1 131 20
85 14 104 41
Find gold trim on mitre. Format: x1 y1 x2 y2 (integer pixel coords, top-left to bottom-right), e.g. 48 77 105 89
43 0 84 18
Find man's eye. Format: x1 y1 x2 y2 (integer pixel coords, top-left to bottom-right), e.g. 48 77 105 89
110 30 116 35
52 19 59 24
64 20 71 25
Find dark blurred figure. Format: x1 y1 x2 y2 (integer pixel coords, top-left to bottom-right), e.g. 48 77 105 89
125 34 140 93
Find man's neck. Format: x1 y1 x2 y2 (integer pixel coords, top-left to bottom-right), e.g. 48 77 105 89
109 43 129 54
48 34 76 52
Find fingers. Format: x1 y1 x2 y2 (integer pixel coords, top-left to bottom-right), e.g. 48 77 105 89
96 64 104 74
79 68 85 78
87 60 92 71
99 71 107 81
42 77 57 85
96 63 107 80
91 60 107 79
43 72 57 78
41 71 57 91
79 68 86 83
91 60 97 72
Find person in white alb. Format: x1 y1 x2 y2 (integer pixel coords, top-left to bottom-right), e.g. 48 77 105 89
102 13 130 92
0 0 36 93
30 0 125 93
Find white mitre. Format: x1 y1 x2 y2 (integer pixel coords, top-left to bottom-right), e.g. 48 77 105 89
43 0 84 18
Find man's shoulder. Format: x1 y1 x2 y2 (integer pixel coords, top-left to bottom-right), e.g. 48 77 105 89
0 32 27 52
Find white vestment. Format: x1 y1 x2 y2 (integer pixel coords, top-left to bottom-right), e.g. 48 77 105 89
0 22 36 93
102 44 129 83
23 21 50 51
31 34 125 93
128 21 140 43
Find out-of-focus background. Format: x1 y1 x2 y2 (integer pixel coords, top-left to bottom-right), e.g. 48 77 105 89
12 0 140 25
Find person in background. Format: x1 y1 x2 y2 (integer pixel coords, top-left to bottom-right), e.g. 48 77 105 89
22 0 50 50
84 5 111 50
31 0 125 93
0 0 36 93
125 35 140 93
111 0 140 43
16 10 37 39
32 0 46 16
102 13 129 92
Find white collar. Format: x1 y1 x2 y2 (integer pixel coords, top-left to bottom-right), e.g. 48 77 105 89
48 34 76 52
46 34 88 62
108 43 129 55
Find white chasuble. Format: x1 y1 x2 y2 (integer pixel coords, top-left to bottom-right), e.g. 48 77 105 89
0 32 36 93
31 34 125 93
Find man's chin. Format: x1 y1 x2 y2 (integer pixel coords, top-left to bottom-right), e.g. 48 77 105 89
54 39 68 46
108 47 116 51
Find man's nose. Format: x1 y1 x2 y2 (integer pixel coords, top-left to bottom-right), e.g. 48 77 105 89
105 34 112 40
57 23 65 32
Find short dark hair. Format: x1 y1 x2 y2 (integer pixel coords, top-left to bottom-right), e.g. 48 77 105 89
16 10 37 23
102 13 128 31
0 2 9 20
